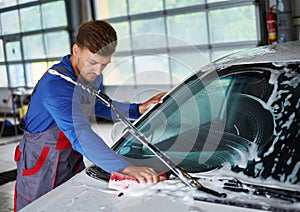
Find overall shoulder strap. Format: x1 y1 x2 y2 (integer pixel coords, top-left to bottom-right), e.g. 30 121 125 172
50 66 71 74
20 66 70 130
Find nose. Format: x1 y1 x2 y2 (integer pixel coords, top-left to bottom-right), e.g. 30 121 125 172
94 64 106 76
100 64 107 71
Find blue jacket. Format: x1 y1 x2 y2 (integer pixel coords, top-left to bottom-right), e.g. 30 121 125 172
24 55 141 173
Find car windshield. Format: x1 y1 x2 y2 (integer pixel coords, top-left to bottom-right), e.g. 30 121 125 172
113 64 300 185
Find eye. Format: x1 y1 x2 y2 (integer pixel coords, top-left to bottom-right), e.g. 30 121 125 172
89 60 97 65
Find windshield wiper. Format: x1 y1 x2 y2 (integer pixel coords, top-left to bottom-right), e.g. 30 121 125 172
196 176 300 203
49 69 227 198
223 178 300 203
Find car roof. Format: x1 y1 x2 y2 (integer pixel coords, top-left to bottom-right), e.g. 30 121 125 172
202 41 300 71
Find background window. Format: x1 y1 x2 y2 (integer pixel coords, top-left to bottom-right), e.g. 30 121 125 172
0 65 8 87
18 0 37 4
1 10 20 35
8 64 25 88
6 41 22 62
128 0 163 15
111 22 131 51
210 5 257 44
20 6 42 32
45 31 70 57
135 54 170 85
97 0 127 19
131 18 166 50
0 39 4 62
208 0 230 2
0 0 69 88
22 34 46 60
0 0 17 9
25 62 56 88
170 50 210 84
41 1 68 29
165 0 205 9
103 56 135 86
94 0 259 89
167 12 208 46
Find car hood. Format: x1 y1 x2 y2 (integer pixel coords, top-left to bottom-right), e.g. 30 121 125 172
18 170 253 212
201 41 300 71
20 167 300 212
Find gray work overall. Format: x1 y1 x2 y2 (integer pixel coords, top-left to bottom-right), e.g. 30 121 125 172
14 124 85 211
14 67 89 211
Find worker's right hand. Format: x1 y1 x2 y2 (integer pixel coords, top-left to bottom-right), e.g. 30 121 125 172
121 166 160 184
139 92 167 114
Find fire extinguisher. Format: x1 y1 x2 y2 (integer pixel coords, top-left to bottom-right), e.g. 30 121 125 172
266 5 277 44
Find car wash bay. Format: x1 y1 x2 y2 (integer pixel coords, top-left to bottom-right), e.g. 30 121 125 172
0 0 299 212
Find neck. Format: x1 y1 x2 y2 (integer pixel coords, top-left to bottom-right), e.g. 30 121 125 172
69 54 80 78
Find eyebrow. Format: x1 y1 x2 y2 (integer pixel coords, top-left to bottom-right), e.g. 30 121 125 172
89 58 111 65
89 59 98 64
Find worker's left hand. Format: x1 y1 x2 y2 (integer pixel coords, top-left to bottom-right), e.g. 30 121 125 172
139 92 167 114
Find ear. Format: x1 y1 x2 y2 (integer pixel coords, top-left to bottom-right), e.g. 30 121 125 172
72 43 80 55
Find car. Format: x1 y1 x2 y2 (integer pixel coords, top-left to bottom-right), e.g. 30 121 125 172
21 41 300 212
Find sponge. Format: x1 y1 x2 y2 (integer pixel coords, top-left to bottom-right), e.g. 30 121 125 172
108 172 167 191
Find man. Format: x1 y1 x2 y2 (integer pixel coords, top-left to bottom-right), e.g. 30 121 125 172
14 20 165 211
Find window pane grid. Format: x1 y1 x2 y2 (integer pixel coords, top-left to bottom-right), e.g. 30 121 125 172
95 0 258 86
20 5 42 32
0 65 8 87
1 10 20 35
0 0 70 88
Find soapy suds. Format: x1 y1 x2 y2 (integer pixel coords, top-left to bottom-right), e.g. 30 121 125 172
101 172 299 211
257 67 300 183
223 65 300 184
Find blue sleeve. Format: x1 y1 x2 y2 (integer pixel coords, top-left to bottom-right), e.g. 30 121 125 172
43 77 131 173
94 75 141 120
94 99 141 120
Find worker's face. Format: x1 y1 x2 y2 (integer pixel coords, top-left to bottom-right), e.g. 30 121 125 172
72 44 111 82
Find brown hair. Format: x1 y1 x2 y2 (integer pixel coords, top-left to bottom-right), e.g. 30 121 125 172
75 20 117 56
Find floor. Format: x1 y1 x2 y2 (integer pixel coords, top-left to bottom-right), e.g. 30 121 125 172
0 134 22 212
0 120 114 212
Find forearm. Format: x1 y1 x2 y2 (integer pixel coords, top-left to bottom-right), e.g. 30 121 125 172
69 126 131 173
95 100 141 120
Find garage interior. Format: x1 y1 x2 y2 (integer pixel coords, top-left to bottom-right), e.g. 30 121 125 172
0 0 299 211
